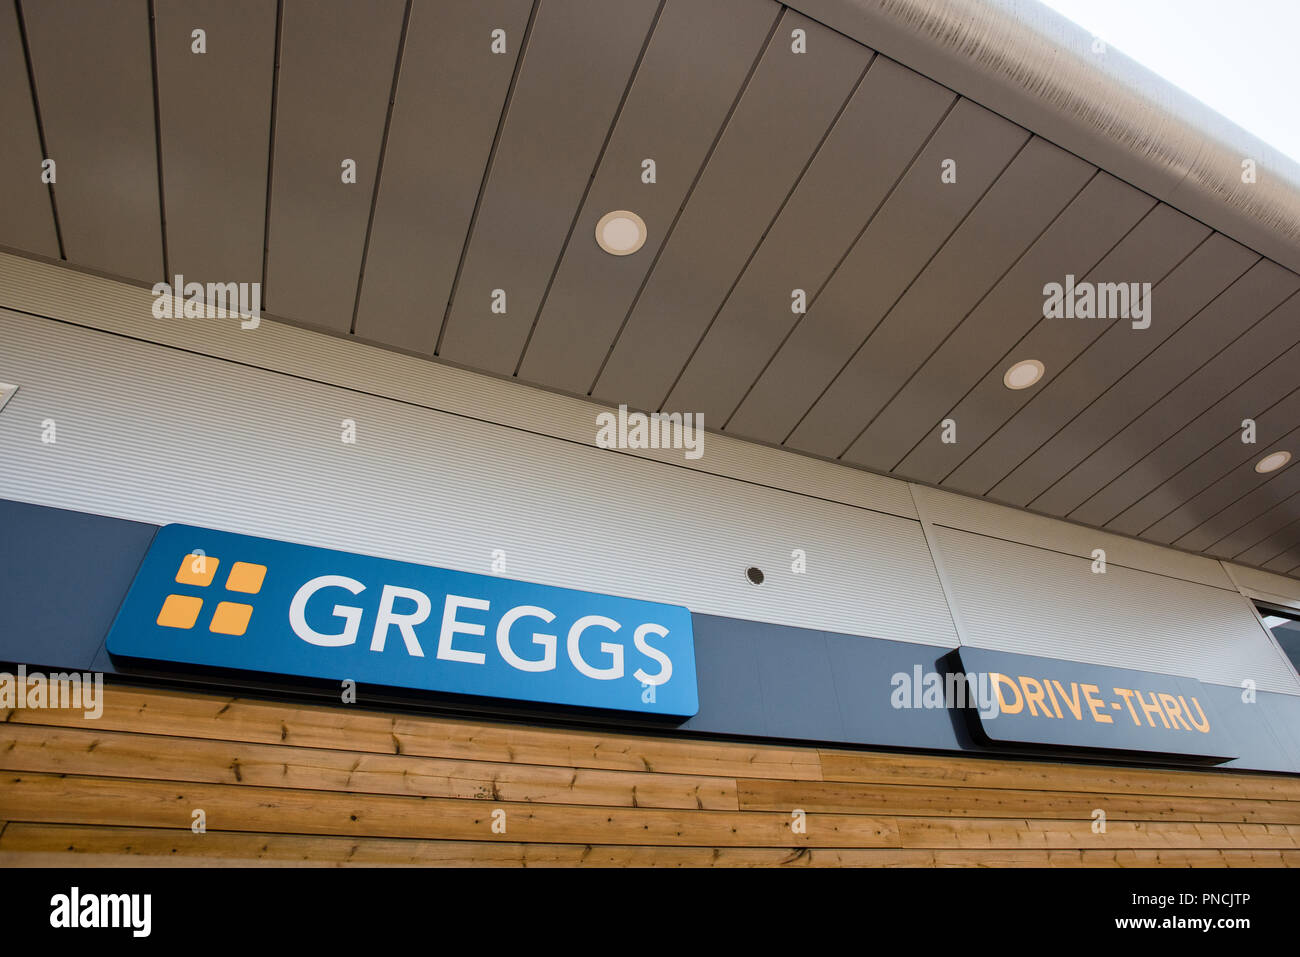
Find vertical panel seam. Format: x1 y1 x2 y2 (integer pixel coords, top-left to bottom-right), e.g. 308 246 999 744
655 49 879 413
147 0 168 281
433 0 542 357
906 483 968 647
719 91 961 432
259 0 284 295
583 5 787 398
349 0 414 336
511 0 669 377
13 0 64 260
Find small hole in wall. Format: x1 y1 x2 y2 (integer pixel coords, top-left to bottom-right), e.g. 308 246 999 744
745 566 765 586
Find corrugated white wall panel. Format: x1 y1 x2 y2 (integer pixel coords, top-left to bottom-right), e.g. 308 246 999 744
913 484 1236 590
0 252 918 521
934 524 1300 693
0 312 958 648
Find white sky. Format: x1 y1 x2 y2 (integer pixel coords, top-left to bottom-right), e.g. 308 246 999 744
1040 0 1300 162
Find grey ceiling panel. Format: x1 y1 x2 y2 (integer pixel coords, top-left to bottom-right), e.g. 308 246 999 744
895 231 1255 486
795 137 1095 461
21 0 162 279
727 98 1027 445
1011 259 1298 516
155 0 275 286
1264 544 1300 574
516 0 781 392
0 3 58 258
264 0 406 332
1104 382 1300 540
1074 295 1300 537
845 172 1146 474
661 56 954 426
1210 476 1300 562
1173 460 1300 554
1146 421 1300 550
353 0 532 355
435 0 660 373
1229 510 1300 567
590 11 871 412
1042 275 1300 522
943 204 1210 499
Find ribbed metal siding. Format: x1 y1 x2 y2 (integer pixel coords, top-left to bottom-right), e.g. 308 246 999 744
0 312 958 648
934 525 1300 694
913 485 1235 590
0 252 918 521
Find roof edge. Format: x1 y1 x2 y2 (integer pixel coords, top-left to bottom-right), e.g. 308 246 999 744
788 0 1300 275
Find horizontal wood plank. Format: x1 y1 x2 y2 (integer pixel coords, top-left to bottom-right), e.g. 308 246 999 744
819 749 1300 802
3 685 822 781
2 825 1296 867
737 778 1300 824
0 773 898 848
0 724 739 811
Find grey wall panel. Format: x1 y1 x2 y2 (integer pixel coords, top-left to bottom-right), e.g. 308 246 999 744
725 98 1027 445
435 0 660 373
1024 260 1300 517
1109 388 1300 540
664 56 954 428
353 0 531 355
517 0 781 394
0 3 58 258
933 524 1300 695
589 11 871 412
1174 460 1300 554
846 173 1147 474
21 0 162 279
0 310 958 649
155 0 275 286
0 501 156 671
896 232 1256 486
264 0 406 332
792 136 1095 460
944 204 1211 499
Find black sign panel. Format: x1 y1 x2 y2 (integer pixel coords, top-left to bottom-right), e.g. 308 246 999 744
954 647 1237 762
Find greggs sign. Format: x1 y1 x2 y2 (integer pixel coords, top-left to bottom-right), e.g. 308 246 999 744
106 525 699 717
954 647 1236 761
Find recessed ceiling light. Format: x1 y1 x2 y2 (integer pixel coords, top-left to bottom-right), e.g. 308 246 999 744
595 211 647 256
1255 450 1292 473
1003 359 1045 390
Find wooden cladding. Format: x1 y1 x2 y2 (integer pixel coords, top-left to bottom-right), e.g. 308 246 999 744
2 683 1299 867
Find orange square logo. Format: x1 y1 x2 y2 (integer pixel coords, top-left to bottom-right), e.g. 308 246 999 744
175 553 219 587
209 601 253 636
225 561 267 594
157 594 203 629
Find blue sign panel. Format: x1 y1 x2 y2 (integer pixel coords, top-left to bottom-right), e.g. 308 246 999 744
106 525 698 717
954 647 1235 761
